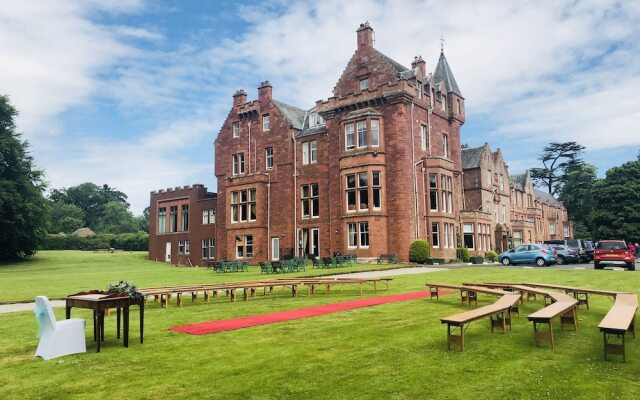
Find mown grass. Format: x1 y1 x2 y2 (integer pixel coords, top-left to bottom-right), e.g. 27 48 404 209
0 252 639 399
0 251 403 303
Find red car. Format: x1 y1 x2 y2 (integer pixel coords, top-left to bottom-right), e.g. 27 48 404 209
594 240 636 271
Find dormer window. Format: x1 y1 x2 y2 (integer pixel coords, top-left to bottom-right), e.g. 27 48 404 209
360 78 369 91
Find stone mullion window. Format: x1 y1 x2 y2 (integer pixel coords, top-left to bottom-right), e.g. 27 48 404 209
359 222 369 248
372 171 382 210
169 206 178 232
181 205 189 232
429 174 438 211
346 174 356 212
231 189 256 223
431 222 439 248
357 121 367 148
371 120 380 147
311 184 319 217
358 172 369 211
158 207 166 234
345 124 355 150
301 185 310 218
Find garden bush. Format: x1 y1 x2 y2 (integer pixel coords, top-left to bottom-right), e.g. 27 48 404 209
409 239 430 263
484 250 498 262
456 247 470 262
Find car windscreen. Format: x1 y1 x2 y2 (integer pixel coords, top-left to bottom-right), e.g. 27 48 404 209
596 242 626 250
566 240 580 248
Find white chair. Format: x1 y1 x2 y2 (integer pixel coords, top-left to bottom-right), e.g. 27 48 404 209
34 296 86 360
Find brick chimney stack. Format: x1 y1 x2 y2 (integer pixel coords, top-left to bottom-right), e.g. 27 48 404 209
357 22 374 50
232 89 247 106
411 56 426 78
258 81 272 103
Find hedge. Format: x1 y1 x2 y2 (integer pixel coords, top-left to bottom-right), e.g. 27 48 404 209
39 232 148 251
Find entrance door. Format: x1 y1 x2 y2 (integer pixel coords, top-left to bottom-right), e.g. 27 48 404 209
311 228 320 258
298 228 309 257
271 237 280 261
165 241 171 262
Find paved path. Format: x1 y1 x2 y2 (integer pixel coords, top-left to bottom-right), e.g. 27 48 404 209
0 300 65 314
327 266 448 279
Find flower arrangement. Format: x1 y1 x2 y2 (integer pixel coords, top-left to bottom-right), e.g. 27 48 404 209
106 280 144 302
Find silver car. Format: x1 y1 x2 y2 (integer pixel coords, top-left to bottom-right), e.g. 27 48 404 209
550 245 579 265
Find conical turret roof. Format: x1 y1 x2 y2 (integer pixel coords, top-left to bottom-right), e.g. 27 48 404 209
434 51 462 97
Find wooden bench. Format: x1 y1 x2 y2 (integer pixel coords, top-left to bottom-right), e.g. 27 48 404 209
428 283 519 313
598 293 638 362
440 294 521 351
377 254 397 264
522 282 626 309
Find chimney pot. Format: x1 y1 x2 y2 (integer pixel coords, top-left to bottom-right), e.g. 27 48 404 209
258 80 273 103
356 21 374 50
232 89 247 106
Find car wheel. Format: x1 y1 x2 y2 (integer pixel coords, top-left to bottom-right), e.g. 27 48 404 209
536 258 547 267
501 257 511 266
556 256 565 265
594 262 602 270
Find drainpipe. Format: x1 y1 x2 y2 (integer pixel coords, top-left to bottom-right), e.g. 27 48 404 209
293 132 298 257
410 101 418 239
264 172 271 260
415 160 426 239
247 122 251 174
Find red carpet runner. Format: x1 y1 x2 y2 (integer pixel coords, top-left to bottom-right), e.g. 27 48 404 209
170 290 450 335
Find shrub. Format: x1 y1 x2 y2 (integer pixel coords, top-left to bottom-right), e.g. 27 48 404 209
39 232 148 251
448 258 462 263
409 240 430 264
456 247 470 262
484 250 498 263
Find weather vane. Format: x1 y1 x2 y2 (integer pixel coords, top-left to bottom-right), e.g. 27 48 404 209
440 35 445 53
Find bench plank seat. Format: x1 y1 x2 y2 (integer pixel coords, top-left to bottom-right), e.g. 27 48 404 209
440 294 520 351
598 293 638 362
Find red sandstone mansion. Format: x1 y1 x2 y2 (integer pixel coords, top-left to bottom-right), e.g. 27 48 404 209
149 23 572 265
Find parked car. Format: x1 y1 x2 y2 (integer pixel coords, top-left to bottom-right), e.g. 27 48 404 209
582 240 595 261
499 244 556 267
549 245 580 265
543 239 591 262
594 240 636 271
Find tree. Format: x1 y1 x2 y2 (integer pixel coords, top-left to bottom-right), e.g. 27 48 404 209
529 142 586 195
591 160 640 241
137 206 150 233
557 163 597 236
49 182 129 230
95 201 139 234
48 202 84 234
0 95 48 260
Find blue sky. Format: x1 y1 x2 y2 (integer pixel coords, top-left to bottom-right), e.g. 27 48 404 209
2 0 639 214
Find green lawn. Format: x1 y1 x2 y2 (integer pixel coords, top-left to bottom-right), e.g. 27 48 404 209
1 252 639 399
0 251 403 303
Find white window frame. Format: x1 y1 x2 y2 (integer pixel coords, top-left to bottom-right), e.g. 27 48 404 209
421 125 427 150
232 121 240 138
345 124 355 150
262 114 270 132
443 133 449 158
310 140 317 163
463 223 474 250
371 120 380 147
360 78 369 90
347 223 357 248
359 222 369 248
302 142 310 165
357 120 367 148
265 147 273 170
432 222 440 248
372 171 382 210
185 240 190 255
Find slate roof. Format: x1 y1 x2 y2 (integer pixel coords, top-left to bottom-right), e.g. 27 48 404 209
461 145 487 169
434 51 462 97
374 49 417 80
509 173 527 191
273 100 306 130
534 189 564 208
295 125 327 139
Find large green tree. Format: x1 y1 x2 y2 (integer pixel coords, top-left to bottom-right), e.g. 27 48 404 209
0 95 48 260
557 163 597 237
48 201 84 233
50 182 129 230
95 201 139 234
137 206 150 233
591 160 640 241
530 142 586 195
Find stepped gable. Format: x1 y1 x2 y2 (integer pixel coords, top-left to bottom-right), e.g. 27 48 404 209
534 189 564 208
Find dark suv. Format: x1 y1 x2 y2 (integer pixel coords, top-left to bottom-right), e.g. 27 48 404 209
543 239 591 263
594 240 636 270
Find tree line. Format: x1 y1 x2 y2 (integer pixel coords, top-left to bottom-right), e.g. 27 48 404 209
1 95 148 261
530 142 640 242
